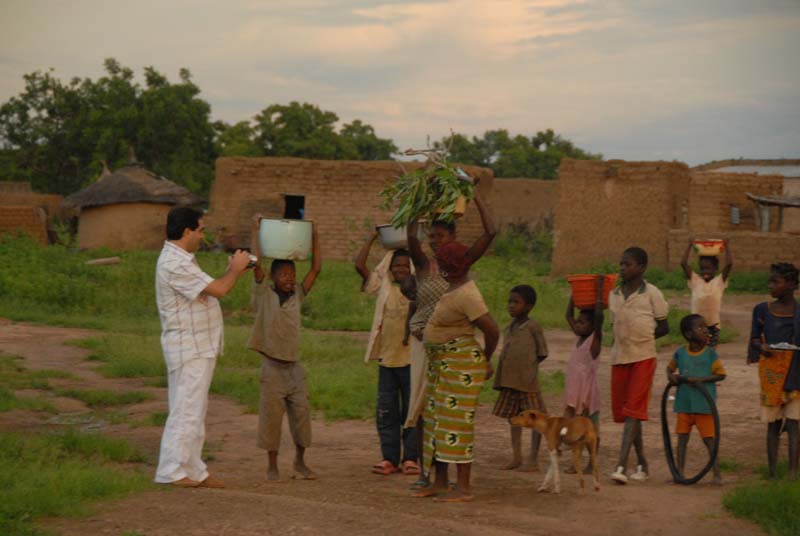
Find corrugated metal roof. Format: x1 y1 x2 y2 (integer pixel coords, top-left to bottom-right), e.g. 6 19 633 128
707 165 800 177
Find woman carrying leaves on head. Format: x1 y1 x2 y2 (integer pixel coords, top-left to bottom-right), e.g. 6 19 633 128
412 240 499 502
404 187 496 489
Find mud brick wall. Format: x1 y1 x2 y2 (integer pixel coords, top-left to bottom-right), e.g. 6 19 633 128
205 157 495 260
687 172 784 233
492 178 558 230
551 159 690 275
0 181 32 194
0 193 65 220
0 205 47 244
668 229 800 271
78 203 172 250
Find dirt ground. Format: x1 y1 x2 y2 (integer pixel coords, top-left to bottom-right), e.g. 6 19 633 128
0 294 775 536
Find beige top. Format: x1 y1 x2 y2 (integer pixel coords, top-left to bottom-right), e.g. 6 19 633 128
362 250 414 364
493 319 548 392
155 241 223 372
376 284 411 367
248 281 305 362
688 272 727 327
608 281 669 365
424 280 489 344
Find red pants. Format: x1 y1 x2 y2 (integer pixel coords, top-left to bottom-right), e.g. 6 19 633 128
611 357 657 423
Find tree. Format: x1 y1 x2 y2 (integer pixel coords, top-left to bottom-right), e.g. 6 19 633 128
0 59 217 195
434 128 600 179
339 119 397 160
213 121 262 157
253 102 396 160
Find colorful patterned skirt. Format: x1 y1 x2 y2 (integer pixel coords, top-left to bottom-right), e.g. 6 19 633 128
758 348 800 407
422 337 486 469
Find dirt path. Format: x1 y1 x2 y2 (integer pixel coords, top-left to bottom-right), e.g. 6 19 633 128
0 295 771 536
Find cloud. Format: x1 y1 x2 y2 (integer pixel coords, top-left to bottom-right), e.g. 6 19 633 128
0 0 798 165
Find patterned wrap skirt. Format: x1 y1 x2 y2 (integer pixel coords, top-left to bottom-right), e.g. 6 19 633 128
422 336 486 469
758 348 800 407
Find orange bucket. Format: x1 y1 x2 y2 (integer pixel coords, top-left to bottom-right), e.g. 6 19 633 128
567 274 618 309
693 239 725 256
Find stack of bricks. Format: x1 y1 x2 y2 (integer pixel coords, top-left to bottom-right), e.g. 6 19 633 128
0 205 47 244
667 229 800 272
687 171 784 232
551 159 690 275
205 157 495 260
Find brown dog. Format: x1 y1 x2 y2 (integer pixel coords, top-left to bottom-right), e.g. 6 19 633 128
510 409 599 493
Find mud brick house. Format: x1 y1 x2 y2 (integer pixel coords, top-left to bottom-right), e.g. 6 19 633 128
205 157 494 260
492 178 558 231
64 162 203 250
552 159 800 275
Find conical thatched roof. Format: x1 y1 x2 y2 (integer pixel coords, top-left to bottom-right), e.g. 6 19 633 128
65 163 204 209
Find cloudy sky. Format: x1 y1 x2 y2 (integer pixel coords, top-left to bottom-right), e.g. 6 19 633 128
1 0 798 165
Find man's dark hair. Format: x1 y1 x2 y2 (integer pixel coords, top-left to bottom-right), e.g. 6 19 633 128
623 246 648 267
166 206 203 240
511 284 537 307
431 219 457 235
391 248 410 265
270 259 296 275
771 262 800 289
699 256 720 270
680 313 705 339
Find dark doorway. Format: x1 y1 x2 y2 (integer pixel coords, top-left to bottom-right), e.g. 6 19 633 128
283 195 305 219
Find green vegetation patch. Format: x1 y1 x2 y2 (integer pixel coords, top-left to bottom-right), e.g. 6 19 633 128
724 478 800 536
0 354 73 413
0 429 151 535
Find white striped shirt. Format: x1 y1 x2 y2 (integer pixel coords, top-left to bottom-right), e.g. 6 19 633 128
155 241 223 371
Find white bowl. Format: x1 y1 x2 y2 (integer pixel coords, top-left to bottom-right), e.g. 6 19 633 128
258 219 312 260
376 223 426 250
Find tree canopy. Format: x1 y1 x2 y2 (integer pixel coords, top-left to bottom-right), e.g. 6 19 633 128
434 128 601 179
0 59 599 195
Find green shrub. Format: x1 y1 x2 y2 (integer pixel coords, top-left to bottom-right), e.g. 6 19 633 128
724 478 800 536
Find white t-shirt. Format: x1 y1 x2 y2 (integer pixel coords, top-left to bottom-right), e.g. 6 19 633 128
688 272 727 327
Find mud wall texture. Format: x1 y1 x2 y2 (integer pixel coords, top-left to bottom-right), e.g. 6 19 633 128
0 205 47 244
492 178 557 231
551 159 690 275
78 203 171 250
205 157 495 260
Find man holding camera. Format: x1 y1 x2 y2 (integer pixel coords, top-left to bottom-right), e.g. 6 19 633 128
154 206 252 488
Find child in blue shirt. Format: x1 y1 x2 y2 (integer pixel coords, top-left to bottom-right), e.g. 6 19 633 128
666 314 726 484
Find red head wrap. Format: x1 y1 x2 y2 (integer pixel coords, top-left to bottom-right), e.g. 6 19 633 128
435 241 471 278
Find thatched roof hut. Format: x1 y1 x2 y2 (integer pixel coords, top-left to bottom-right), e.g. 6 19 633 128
65 162 204 250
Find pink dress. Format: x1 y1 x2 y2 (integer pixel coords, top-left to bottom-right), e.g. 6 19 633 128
564 334 600 415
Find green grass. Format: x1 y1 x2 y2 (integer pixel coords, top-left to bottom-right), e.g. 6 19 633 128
719 458 743 473
0 429 151 535
724 478 800 535
0 354 74 413
56 389 151 408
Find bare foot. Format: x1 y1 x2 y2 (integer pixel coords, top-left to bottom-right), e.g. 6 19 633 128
433 488 475 502
517 464 539 473
411 483 447 498
267 467 280 481
500 459 522 470
293 462 318 480
712 476 722 486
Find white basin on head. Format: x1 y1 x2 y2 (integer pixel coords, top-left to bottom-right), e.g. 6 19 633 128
376 223 426 250
257 218 312 260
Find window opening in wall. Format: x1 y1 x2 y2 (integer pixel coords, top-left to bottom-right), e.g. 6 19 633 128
283 195 305 219
730 205 740 225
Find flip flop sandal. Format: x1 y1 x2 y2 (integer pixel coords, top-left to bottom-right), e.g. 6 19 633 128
402 460 421 475
371 460 399 475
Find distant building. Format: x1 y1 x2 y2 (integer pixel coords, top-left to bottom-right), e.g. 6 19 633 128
65 162 203 250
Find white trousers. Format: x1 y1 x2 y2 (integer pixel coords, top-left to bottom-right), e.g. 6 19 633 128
154 357 216 483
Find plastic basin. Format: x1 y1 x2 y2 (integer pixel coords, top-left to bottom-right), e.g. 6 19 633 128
693 239 725 256
257 218 312 260
567 274 618 309
376 223 426 250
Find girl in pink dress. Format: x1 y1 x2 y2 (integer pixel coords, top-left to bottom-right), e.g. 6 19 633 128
564 276 605 474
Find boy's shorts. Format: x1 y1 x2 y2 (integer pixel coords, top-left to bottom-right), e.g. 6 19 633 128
676 412 716 438
611 357 657 422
